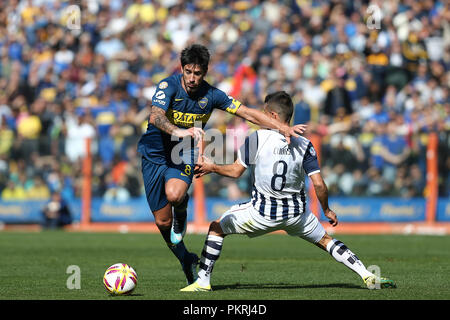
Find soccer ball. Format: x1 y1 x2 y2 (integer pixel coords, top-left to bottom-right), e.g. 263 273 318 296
103 263 138 295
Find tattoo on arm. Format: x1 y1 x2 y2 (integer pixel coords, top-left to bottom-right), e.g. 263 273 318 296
150 106 178 135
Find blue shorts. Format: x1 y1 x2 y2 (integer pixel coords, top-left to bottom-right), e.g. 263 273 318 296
141 157 194 212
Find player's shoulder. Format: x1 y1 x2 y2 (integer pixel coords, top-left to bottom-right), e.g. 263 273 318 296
203 80 227 98
201 78 217 91
256 129 309 144
156 74 181 91
290 135 311 149
260 129 312 152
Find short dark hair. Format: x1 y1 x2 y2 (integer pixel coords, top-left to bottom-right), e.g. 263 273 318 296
180 44 210 73
264 91 294 123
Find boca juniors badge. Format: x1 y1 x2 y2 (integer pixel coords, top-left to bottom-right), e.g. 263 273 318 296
198 97 208 109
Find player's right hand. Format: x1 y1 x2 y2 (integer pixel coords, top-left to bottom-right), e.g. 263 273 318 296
174 127 204 141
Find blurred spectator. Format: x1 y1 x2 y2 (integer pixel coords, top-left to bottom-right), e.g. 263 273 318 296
103 173 130 202
372 121 410 184
64 112 96 162
1 179 27 201
323 72 353 118
27 175 51 199
292 90 311 125
41 191 72 229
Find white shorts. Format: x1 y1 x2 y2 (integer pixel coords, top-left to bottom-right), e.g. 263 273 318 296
219 202 326 244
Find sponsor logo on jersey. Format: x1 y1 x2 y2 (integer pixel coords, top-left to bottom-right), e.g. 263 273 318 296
155 90 166 99
167 108 212 128
154 99 166 105
198 97 208 109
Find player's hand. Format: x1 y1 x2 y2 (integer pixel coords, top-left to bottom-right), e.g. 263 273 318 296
281 124 307 144
174 127 204 141
324 209 338 227
194 155 214 178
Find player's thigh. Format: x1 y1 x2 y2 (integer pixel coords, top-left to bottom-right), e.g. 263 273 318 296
219 202 277 237
164 163 194 204
284 211 326 244
141 157 169 213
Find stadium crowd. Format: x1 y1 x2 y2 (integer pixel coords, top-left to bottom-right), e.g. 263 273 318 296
0 0 448 204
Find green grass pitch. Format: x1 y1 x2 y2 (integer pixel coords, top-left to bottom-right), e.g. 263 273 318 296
0 231 449 300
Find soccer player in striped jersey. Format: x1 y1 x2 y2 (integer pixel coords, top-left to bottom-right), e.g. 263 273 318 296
181 91 396 291
138 45 307 285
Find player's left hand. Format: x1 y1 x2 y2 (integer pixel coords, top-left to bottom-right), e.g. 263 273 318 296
194 155 214 178
281 124 308 143
324 209 338 227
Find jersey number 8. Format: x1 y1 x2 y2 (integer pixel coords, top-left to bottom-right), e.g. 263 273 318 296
271 160 287 191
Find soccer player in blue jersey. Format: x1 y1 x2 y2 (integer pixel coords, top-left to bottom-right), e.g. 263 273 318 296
137 45 307 284
181 91 396 291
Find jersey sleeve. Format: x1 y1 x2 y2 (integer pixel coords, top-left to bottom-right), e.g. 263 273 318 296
237 131 258 168
302 142 320 176
213 88 242 114
151 79 176 111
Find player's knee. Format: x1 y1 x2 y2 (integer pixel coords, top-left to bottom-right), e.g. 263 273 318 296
165 188 185 206
316 233 332 251
155 215 172 229
209 220 225 237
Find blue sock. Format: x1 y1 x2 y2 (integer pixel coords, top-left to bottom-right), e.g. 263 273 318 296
173 195 189 234
168 240 189 264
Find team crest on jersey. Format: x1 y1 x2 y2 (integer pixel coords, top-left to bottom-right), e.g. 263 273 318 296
198 97 208 109
310 146 316 157
159 81 168 89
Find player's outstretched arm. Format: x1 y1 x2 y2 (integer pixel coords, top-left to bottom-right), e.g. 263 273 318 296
235 105 307 143
194 156 246 179
149 106 204 140
309 172 338 227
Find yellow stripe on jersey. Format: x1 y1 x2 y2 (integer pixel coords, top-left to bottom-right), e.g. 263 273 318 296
226 99 242 114
166 108 212 128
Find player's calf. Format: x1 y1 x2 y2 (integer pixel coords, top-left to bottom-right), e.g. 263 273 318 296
325 238 374 280
171 194 189 244
196 233 224 288
318 234 395 289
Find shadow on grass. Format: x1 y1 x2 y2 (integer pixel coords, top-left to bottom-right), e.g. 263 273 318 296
213 283 364 291
107 293 145 297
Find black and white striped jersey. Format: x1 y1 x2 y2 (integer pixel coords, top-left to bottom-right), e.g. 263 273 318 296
237 129 320 221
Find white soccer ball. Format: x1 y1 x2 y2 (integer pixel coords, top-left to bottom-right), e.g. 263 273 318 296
103 263 138 295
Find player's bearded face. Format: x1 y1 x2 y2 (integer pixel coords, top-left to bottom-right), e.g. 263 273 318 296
182 64 206 94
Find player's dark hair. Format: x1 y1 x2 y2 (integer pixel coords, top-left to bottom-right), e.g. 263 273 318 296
264 91 294 123
180 44 210 74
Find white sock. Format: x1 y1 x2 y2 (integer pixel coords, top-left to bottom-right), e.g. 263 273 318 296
197 235 224 287
326 239 374 280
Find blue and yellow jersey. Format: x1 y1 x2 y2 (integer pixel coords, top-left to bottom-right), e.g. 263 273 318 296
138 74 242 164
